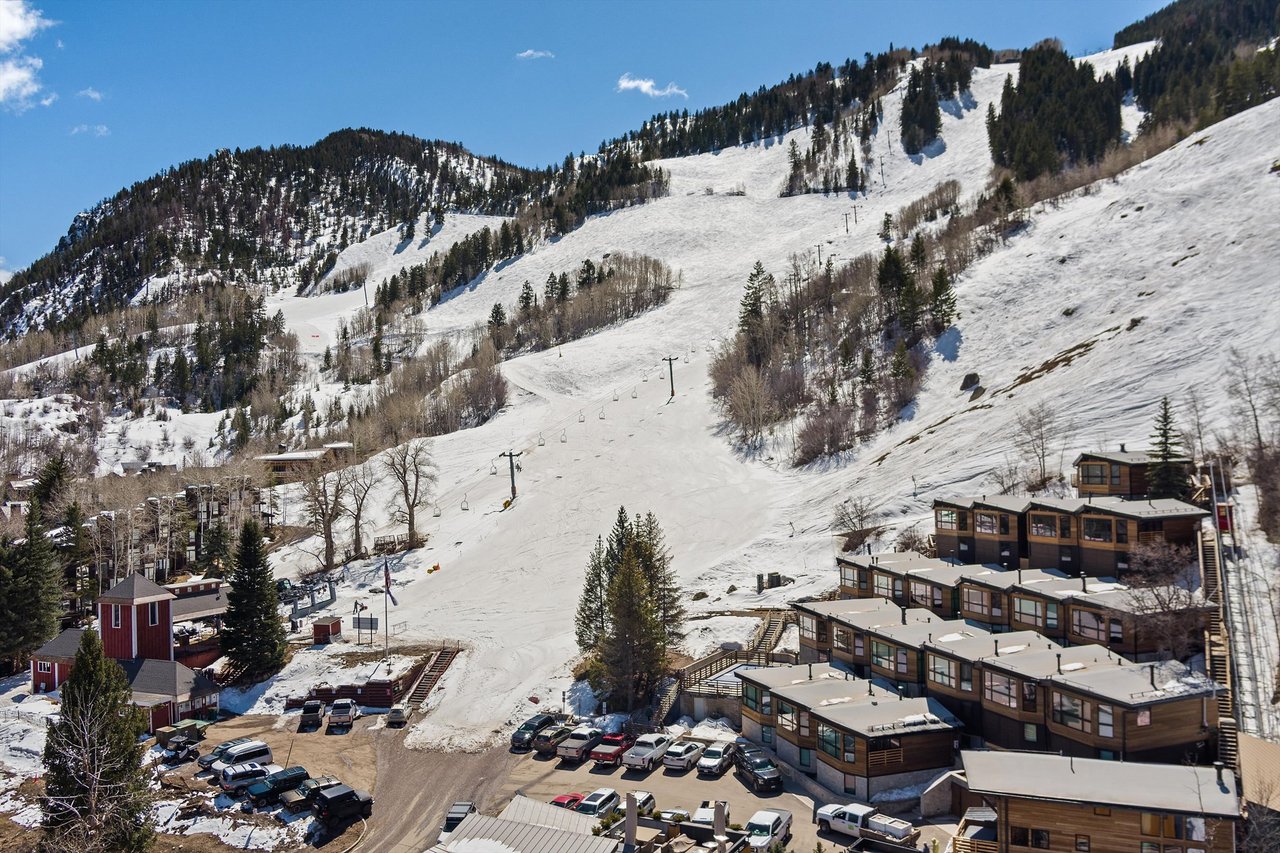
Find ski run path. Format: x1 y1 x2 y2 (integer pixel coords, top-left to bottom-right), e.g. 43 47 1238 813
10 45 1280 755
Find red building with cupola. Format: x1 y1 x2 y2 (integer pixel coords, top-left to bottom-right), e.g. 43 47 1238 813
32 573 219 731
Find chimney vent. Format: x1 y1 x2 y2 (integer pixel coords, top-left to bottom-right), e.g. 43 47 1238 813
1149 663 1157 688
900 606 907 625
994 639 1000 656
1056 653 1062 674
1214 761 1226 786
807 663 813 680
1080 573 1088 591
1120 443 1126 453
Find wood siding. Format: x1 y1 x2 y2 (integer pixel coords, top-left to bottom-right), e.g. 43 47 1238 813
137 599 174 661
993 794 1235 853
100 601 135 660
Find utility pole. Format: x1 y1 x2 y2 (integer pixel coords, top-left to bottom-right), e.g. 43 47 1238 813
844 212 851 234
499 450 522 501
815 244 823 265
852 204 859 226
662 356 678 399
879 156 886 188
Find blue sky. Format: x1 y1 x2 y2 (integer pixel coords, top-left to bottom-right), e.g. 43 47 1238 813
0 0 1166 274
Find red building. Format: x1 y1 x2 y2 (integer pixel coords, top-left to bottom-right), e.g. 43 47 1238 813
32 573 219 730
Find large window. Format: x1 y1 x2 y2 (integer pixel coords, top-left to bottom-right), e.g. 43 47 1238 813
1115 520 1129 544
1060 516 1072 538
1080 464 1107 485
799 614 826 643
1082 517 1113 542
777 700 797 732
874 574 894 599
1109 618 1125 643
1097 704 1114 738
871 641 894 671
834 628 851 653
1030 514 1058 537
1052 692 1091 731
928 654 955 688
1015 596 1043 626
853 633 865 658
963 587 990 616
959 662 974 692
744 683 762 713
910 581 942 610
975 512 998 534
817 722 841 759
840 565 858 589
1072 609 1106 641
1045 602 1059 630
984 672 1018 708
936 509 959 530
999 514 1010 536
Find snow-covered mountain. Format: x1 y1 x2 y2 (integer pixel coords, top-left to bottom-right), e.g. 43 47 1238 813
5 39 1279 751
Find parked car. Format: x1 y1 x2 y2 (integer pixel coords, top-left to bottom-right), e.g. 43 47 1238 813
510 713 557 751
623 791 656 816
589 732 636 766
733 744 782 792
745 808 792 849
658 806 691 823
386 704 410 727
329 698 359 729
556 726 603 763
814 802 920 845
244 766 309 808
532 725 572 756
692 799 730 826
696 741 735 776
314 784 373 826
439 801 477 842
299 700 325 729
197 737 251 771
163 735 200 764
550 792 585 810
208 740 273 774
663 740 706 771
279 775 343 813
219 762 282 794
574 788 620 819
621 733 673 771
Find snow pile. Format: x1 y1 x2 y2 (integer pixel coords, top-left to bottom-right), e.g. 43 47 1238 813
154 799 306 851
681 616 762 659
220 644 419 715
0 676 60 778
669 716 739 741
774 624 801 655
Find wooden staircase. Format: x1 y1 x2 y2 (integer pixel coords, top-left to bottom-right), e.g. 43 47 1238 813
407 648 459 709
651 676 683 727
1201 531 1239 769
753 610 792 654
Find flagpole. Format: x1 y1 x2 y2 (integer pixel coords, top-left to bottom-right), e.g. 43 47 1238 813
383 556 389 666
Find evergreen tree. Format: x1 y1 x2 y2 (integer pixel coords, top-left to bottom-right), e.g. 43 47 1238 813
738 262 768 333
33 454 70 509
879 213 894 242
845 151 860 192
199 521 231 576
41 630 153 853
11 500 63 657
596 546 665 711
603 506 633 576
220 521 286 678
929 264 958 331
573 537 610 652
631 512 685 650
1148 397 1189 499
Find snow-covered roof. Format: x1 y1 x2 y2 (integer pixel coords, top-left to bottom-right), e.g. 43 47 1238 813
1050 659 1220 706
255 448 330 462
924 630 1061 664
812 696 961 736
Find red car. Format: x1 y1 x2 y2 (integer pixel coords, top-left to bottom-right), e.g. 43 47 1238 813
551 792 585 810
590 732 637 767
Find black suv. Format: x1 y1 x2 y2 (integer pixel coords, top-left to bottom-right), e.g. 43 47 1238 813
314 784 373 826
510 713 556 751
733 743 782 792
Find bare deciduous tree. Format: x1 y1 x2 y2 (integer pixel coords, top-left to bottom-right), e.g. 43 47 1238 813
834 494 883 552
345 461 376 559
1124 540 1207 661
301 462 348 572
727 365 773 443
383 438 436 547
1014 401 1063 486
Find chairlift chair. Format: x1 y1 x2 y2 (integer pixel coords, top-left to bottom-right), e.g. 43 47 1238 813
538 432 546 446
560 429 567 443
461 494 470 511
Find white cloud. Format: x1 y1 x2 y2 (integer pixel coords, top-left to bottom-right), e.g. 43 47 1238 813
77 86 101 101
70 123 108 137
55 38 62 49
0 1 53 111
39 90 55 106
0 0 50 53
616 72 687 99
515 49 554 60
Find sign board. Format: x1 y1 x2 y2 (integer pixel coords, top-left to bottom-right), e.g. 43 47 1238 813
352 616 379 631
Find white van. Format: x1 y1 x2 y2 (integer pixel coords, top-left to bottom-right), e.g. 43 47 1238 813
208 739 272 774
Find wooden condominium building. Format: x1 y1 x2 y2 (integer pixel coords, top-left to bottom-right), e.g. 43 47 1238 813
934 495 1208 577
958 750 1239 853
795 596 931 662
255 441 355 483
1073 446 1193 499
837 552 1009 620
736 663 962 801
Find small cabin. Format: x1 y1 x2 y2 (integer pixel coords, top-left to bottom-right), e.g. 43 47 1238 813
1073 446 1193 499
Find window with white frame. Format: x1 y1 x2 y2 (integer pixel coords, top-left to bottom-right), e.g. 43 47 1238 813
37 661 51 673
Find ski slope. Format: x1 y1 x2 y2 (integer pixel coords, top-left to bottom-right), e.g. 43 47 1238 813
247 45 1280 752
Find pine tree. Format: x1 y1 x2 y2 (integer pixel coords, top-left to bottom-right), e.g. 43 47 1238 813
603 506 633 577
929 264 957 331
879 213 894 242
12 500 63 657
220 521 286 678
1148 397 1189 499
596 546 665 711
199 521 231 576
33 455 70 508
574 537 610 652
41 630 153 853
631 512 685 650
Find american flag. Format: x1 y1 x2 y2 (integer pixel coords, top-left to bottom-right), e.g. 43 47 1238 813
384 560 398 606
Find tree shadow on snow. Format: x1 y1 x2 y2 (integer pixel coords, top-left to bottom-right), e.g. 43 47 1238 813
934 326 962 362
907 136 947 165
940 89 978 119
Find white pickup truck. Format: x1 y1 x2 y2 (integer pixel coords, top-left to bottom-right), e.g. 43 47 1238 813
621 733 672 771
745 808 792 850
815 802 920 845
555 727 602 763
